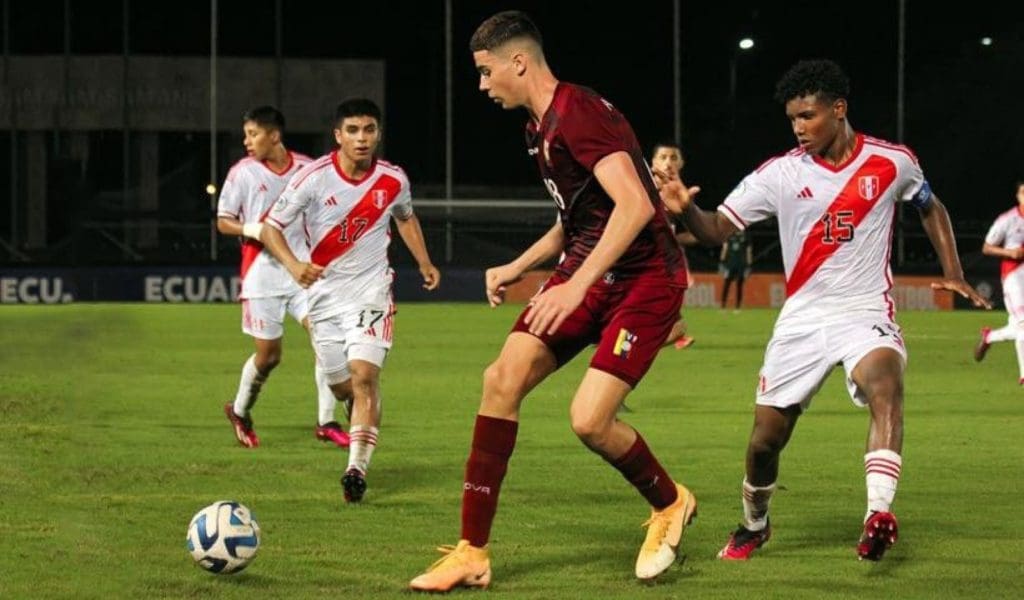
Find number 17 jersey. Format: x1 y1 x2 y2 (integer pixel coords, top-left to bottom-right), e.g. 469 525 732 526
266 152 413 321
718 134 933 327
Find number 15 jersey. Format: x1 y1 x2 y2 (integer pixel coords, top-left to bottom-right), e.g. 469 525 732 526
266 152 413 320
718 134 933 327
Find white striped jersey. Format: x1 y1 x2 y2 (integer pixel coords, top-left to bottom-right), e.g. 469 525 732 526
983 206 1024 280
266 152 413 320
718 133 933 327
217 151 313 298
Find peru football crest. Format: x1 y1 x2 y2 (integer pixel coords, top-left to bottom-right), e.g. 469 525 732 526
373 189 388 209
858 175 880 201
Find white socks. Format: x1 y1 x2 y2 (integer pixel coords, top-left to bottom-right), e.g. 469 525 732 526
864 449 902 517
315 365 337 426
233 354 267 417
742 478 776 531
347 425 379 474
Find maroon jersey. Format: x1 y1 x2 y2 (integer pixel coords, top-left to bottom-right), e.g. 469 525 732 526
525 82 687 286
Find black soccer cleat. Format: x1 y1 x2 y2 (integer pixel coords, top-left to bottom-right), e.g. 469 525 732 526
342 468 367 503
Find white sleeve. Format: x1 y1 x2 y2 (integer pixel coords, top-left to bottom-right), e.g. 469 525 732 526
267 169 314 230
717 167 776 230
984 214 1007 246
392 172 414 220
898 154 932 208
216 168 246 219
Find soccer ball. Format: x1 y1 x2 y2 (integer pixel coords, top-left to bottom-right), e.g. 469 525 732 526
186 500 261 574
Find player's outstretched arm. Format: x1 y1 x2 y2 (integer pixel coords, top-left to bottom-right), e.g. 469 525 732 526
260 225 322 288
486 222 565 307
982 242 1024 260
659 176 738 247
919 196 992 309
394 213 441 290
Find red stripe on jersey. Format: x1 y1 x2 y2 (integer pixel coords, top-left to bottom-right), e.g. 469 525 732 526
310 175 402 267
1001 259 1024 280
786 154 898 297
240 240 263 280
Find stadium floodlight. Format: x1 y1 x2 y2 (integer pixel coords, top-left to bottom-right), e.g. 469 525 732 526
738 38 755 51
206 184 217 195
980 37 993 46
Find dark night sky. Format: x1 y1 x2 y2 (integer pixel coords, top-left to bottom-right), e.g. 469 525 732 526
6 0 1024 222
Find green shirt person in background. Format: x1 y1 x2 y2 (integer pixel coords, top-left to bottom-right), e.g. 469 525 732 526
720 231 752 310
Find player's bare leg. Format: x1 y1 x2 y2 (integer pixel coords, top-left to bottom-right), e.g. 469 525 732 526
719 404 799 560
341 360 382 502
851 348 904 561
225 337 282 448
410 333 556 592
568 369 696 580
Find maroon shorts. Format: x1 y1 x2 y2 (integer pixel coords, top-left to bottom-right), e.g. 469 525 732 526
510 273 684 387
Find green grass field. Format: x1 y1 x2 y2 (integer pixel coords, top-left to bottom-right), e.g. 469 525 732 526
2 304 1022 599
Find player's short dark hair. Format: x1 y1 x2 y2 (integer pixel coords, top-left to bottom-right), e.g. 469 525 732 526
470 10 543 53
774 59 850 105
651 140 684 159
335 98 382 124
242 106 285 131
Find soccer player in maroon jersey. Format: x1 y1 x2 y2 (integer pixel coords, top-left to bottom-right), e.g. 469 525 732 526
410 11 695 591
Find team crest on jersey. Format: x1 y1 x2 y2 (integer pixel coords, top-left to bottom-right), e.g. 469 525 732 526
858 175 880 201
373 189 388 209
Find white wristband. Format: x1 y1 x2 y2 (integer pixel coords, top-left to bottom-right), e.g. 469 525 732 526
242 222 263 241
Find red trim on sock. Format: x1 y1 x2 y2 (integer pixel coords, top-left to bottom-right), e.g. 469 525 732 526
461 415 518 547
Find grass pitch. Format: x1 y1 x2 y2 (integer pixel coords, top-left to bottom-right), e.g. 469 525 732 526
1 304 1021 598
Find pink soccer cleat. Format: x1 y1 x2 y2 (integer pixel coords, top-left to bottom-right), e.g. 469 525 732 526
674 336 695 350
857 511 898 561
718 521 771 560
224 403 259 448
315 421 351 448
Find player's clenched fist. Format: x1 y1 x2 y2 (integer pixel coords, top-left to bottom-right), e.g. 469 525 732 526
485 264 523 307
290 262 323 288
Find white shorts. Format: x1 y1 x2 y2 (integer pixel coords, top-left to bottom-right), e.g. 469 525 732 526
756 315 907 410
309 302 395 385
1003 268 1024 325
241 291 308 340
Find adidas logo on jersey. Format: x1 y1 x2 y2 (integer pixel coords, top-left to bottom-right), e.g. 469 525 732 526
796 186 814 199
325 196 338 206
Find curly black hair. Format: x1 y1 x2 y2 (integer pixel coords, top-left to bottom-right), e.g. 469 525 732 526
773 59 850 105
